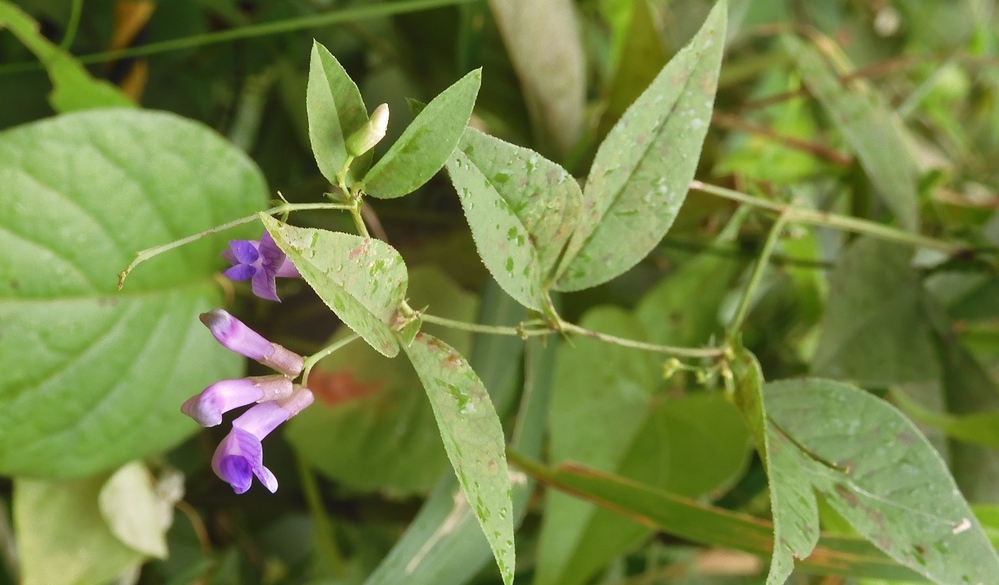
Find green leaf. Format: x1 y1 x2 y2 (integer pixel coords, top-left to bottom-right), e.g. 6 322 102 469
363 336 553 585
261 215 408 357
98 462 168 559
764 378 999 584
402 332 515 585
785 35 920 231
447 128 583 309
487 0 586 156
536 307 749 585
511 453 923 581
15 470 148 585
729 342 768 456
287 266 477 494
0 2 134 112
362 69 482 199
812 237 939 385
307 41 370 186
0 110 266 477
554 0 727 291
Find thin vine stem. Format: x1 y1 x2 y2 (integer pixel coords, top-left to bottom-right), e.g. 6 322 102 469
117 202 352 289
559 322 727 359
728 211 790 335
0 0 477 76
60 0 84 50
419 313 552 337
690 180 966 254
302 333 361 387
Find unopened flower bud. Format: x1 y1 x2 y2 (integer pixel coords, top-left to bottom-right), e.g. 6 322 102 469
346 103 389 157
181 375 293 427
200 309 304 377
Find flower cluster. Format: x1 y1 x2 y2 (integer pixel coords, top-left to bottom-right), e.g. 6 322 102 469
180 309 313 494
179 234 316 493
183 309 313 493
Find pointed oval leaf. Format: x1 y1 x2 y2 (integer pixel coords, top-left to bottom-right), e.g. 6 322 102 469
402 332 515 585
764 378 999 585
785 35 920 231
0 110 265 477
261 215 407 357
307 41 370 185
555 0 727 291
362 69 482 199
287 267 477 493
447 129 582 309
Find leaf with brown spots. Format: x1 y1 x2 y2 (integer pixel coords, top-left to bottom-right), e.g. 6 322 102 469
261 214 408 357
762 378 999 584
402 332 515 585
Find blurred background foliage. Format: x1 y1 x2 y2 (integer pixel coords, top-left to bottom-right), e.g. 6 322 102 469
2 0 999 584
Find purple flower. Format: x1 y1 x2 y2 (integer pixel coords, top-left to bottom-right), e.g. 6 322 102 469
200 309 304 377
181 375 293 427
212 388 314 493
222 231 300 302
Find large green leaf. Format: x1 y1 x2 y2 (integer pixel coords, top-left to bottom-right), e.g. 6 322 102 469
764 378 999 584
14 463 168 585
261 215 408 357
812 237 940 385
0 2 134 113
362 69 482 199
286 266 477 494
785 35 920 231
402 333 515 585
447 128 582 309
511 453 923 581
554 0 727 291
0 110 266 477
536 307 749 585
306 41 370 186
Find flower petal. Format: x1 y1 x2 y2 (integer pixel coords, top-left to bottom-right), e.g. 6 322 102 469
251 270 281 302
223 264 256 281
232 401 291 440
200 309 275 361
227 240 260 264
211 427 264 494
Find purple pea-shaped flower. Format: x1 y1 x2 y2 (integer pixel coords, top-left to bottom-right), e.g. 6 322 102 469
181 375 293 427
222 231 300 302
212 387 314 494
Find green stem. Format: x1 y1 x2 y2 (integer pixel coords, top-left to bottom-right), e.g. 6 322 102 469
117 202 352 289
295 457 347 579
60 0 83 50
349 203 371 238
301 333 361 386
690 180 965 254
419 313 551 337
560 322 726 359
0 0 478 75
728 211 789 336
